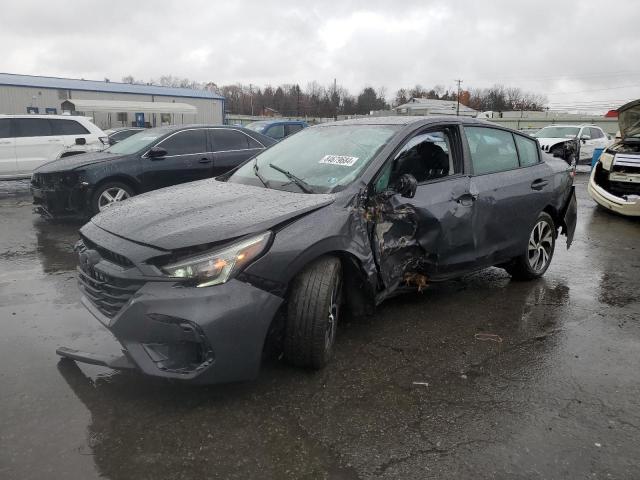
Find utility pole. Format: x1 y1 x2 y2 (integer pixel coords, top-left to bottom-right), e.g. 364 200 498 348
249 83 254 116
455 79 463 116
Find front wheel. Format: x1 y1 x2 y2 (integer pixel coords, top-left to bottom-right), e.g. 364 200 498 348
91 182 135 215
284 256 343 369
504 212 556 280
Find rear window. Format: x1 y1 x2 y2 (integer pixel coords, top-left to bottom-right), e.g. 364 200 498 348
14 118 52 137
514 134 539 167
212 129 251 151
465 127 519 175
49 119 90 135
287 124 304 135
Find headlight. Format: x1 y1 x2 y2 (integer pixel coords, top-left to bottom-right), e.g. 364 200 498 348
161 232 272 287
600 152 614 171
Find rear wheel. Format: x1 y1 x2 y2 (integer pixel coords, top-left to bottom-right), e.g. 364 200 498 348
284 256 343 369
91 181 134 215
504 212 556 280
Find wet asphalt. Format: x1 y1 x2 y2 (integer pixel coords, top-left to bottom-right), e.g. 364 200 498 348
0 174 638 480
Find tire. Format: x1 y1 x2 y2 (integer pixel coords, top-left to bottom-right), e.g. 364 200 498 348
91 181 135 215
504 212 556 280
284 256 343 369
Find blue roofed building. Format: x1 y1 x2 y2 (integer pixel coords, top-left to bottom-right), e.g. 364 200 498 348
0 73 224 129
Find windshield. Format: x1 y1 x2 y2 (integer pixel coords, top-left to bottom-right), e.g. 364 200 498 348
245 121 269 133
106 130 165 154
227 124 399 193
533 126 580 138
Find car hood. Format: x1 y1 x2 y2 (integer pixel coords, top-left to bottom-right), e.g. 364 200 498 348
36 151 124 173
91 178 336 250
618 101 640 138
536 137 575 148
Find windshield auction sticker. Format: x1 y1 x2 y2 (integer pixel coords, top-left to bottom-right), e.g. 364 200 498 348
319 155 359 166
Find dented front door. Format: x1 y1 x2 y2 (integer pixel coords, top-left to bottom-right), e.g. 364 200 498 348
369 175 476 290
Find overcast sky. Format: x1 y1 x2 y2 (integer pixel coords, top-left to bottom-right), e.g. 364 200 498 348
2 0 639 111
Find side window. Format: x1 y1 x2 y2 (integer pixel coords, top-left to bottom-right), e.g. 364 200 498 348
212 129 250 151
286 124 303 136
158 129 207 156
266 124 285 139
464 127 519 175
0 119 11 139
14 118 53 137
389 129 459 185
591 128 604 139
49 119 90 135
245 134 263 149
581 128 592 139
514 134 539 167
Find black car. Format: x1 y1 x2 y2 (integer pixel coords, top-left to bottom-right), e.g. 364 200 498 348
57 116 577 384
31 125 275 218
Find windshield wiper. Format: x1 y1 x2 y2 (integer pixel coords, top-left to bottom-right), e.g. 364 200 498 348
253 158 270 188
268 163 315 193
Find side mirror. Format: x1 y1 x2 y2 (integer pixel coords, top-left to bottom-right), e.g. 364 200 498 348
75 137 86 145
147 147 167 158
580 134 591 142
394 173 418 199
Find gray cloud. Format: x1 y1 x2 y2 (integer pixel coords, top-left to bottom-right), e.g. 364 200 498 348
1 0 639 110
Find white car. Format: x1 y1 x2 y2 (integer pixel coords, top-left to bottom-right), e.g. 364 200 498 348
533 125 609 164
0 114 108 180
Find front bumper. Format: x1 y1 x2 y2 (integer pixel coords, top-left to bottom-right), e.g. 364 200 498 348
31 183 89 218
57 225 284 384
588 168 640 216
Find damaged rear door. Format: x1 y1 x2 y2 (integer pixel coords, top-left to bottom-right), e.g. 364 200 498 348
367 125 476 291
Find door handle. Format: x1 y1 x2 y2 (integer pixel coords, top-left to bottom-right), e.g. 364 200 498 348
198 158 212 164
455 193 477 206
48 139 62 142
0 140 11 144
531 179 548 190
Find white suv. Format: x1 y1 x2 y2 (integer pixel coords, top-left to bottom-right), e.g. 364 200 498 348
534 124 610 163
0 115 108 180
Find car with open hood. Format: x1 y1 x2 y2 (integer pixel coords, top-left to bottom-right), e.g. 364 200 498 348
588 100 640 216
533 124 609 164
30 124 275 218
56 116 577 384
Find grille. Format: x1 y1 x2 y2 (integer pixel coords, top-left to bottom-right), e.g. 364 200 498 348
77 265 142 318
80 235 133 268
613 154 640 174
31 172 77 189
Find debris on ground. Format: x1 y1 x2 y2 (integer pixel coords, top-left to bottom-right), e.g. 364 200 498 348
474 333 503 343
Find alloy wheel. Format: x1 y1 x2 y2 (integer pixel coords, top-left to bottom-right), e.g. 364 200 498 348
98 187 130 211
528 220 553 272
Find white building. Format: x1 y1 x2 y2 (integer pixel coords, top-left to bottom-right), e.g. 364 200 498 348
395 98 477 117
0 73 225 129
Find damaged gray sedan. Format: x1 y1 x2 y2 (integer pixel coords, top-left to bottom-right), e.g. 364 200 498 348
57 116 577 384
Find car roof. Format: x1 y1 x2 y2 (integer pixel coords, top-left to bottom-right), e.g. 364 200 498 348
0 114 93 121
318 115 496 127
538 124 598 128
248 120 306 125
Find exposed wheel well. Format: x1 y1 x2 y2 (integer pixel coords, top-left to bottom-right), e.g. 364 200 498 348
261 251 375 358
542 205 560 233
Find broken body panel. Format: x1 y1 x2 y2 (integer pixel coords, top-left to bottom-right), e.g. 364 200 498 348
588 100 640 216
57 116 577 384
